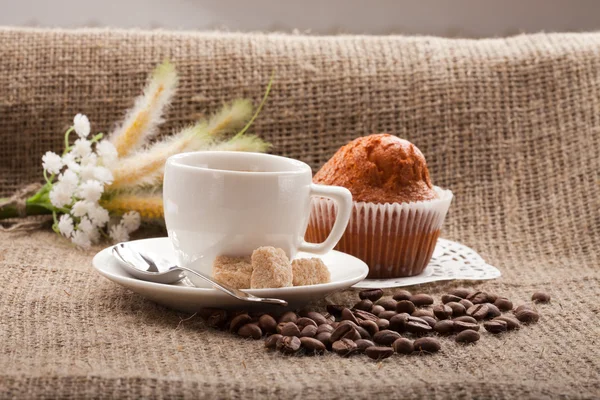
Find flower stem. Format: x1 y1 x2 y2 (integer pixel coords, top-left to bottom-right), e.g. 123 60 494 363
232 71 274 140
63 127 74 154
0 199 52 219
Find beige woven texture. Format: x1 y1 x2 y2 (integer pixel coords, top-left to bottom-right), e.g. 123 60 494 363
1 28 599 399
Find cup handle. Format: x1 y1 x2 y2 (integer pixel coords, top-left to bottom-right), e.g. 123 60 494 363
298 184 352 255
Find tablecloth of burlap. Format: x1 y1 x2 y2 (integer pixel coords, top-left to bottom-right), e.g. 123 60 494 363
0 28 599 399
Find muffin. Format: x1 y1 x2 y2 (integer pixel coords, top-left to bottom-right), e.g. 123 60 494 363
306 133 453 278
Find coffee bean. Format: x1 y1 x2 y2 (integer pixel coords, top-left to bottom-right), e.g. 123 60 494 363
486 304 502 319
514 304 536 314
446 302 466 317
300 337 326 354
360 320 379 337
375 298 397 311
277 336 301 354
281 322 301 337
450 288 472 298
532 292 551 303
434 320 455 335
441 294 463 304
355 339 375 353
317 324 334 334
276 322 287 334
421 316 437 328
406 317 433 335
307 311 329 326
494 315 521 330
326 305 345 316
371 305 385 315
376 319 390 330
323 313 335 324
265 334 283 349
433 304 453 320
258 314 277 334
330 322 339 329
359 288 384 302
459 299 474 309
355 325 371 339
393 338 414 354
365 346 395 360
396 300 416 314
332 338 357 356
483 320 507 334
456 330 480 343
410 294 434 307
413 337 441 353
412 309 435 319
341 308 359 324
206 309 228 329
453 321 480 332
515 309 540 324
467 304 490 321
296 317 318 330
198 307 223 320
238 323 262 339
468 291 492 304
229 313 252 333
331 323 359 342
379 311 398 320
453 316 478 324
300 325 318 338
392 290 412 301
487 293 499 303
354 299 374 312
494 297 513 312
279 311 298 324
338 319 358 329
353 309 379 322
315 332 332 347
373 330 401 345
389 313 409 332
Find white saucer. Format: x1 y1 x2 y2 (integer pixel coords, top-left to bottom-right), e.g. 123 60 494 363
92 237 369 312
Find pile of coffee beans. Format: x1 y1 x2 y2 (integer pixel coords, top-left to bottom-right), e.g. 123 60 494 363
197 288 550 360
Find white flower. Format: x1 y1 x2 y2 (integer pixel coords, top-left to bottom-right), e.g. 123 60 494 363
42 151 63 175
79 165 96 182
121 211 141 233
62 153 81 173
96 140 118 167
58 169 79 190
73 114 91 139
80 153 98 166
94 166 114 185
57 214 74 238
87 227 101 244
76 180 104 203
78 216 95 234
71 230 91 249
109 223 129 243
71 200 91 217
88 205 110 227
72 139 92 158
49 182 74 208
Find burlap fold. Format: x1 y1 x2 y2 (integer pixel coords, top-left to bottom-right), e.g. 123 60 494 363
0 28 598 399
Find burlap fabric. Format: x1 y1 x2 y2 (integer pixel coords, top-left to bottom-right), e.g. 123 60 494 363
0 28 599 399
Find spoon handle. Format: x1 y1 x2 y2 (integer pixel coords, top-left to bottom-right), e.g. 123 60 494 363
173 265 288 306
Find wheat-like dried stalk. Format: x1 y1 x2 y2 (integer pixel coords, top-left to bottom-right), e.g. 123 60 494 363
101 194 163 219
109 60 178 157
210 134 271 153
205 99 253 138
109 124 211 190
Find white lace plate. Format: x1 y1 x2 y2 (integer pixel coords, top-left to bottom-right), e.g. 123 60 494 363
352 238 501 289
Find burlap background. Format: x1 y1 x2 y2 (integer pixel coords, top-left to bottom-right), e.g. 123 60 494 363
0 28 599 399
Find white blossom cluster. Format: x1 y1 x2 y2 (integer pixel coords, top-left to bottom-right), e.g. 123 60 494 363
42 114 141 249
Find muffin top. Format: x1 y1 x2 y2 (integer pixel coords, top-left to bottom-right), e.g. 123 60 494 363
313 133 437 204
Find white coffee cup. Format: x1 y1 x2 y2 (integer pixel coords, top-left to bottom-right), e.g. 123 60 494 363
163 151 352 281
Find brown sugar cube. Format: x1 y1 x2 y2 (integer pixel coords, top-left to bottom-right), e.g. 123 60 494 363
250 247 293 289
291 258 331 286
212 255 253 289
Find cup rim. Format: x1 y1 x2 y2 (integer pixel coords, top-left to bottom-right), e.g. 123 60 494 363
166 151 312 176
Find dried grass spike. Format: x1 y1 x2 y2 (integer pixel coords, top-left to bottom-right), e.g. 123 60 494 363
109 60 178 157
206 99 253 138
210 134 272 153
101 194 163 220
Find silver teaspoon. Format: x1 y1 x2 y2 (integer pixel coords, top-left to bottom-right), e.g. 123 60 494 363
112 243 288 306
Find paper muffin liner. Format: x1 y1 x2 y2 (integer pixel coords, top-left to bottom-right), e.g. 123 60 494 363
305 187 453 279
